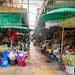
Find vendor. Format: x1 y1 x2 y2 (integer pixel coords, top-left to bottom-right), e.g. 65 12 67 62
63 43 74 54
48 41 51 46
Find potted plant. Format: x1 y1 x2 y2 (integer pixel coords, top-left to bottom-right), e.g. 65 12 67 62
63 54 75 75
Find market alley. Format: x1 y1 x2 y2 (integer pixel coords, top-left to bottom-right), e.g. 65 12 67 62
0 42 66 75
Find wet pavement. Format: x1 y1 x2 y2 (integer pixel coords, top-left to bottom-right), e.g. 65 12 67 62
0 42 66 75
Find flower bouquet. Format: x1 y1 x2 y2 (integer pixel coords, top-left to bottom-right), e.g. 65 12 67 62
52 43 60 49
15 50 28 61
0 44 8 52
8 51 16 60
8 51 17 65
63 54 75 74
63 54 75 67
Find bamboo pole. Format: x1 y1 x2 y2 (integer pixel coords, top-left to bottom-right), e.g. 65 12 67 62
61 27 64 68
61 12 65 69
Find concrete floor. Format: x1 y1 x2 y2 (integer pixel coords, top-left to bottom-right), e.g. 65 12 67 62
0 42 66 75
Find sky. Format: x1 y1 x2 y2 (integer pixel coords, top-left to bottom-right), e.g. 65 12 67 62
19 0 44 30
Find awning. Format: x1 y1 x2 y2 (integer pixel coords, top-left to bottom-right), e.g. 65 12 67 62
0 26 30 33
46 1 75 9
58 17 75 28
0 6 29 26
0 13 23 26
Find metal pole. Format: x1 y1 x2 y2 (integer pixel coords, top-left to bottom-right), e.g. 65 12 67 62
61 12 65 69
44 0 46 5
22 0 23 11
28 0 29 13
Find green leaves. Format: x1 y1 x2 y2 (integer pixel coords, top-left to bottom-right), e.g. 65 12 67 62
0 44 8 52
63 54 75 67
52 43 60 49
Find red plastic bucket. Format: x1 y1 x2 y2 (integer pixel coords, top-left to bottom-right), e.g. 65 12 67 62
0 58 1 65
41 50 43 53
18 60 24 67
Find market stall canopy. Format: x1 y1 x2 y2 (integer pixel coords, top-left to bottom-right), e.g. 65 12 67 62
0 26 31 33
14 32 25 35
58 17 75 28
0 6 29 27
0 13 23 26
40 8 75 22
0 26 29 29
46 1 75 9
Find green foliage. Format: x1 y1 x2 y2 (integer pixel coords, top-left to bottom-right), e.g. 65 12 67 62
13 46 20 50
63 54 75 67
0 44 8 52
52 43 60 49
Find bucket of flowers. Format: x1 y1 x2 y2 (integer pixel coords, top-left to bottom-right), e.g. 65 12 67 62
63 54 75 74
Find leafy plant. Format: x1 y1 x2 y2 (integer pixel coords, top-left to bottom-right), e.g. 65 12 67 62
63 54 75 67
52 43 60 49
13 46 20 50
0 44 8 52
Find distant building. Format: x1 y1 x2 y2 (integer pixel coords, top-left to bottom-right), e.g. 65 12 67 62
0 0 21 7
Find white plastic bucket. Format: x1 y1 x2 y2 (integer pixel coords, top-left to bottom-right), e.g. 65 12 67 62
66 66 74 74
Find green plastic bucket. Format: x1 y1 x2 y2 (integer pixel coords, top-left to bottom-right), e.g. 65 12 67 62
57 58 61 65
51 54 53 59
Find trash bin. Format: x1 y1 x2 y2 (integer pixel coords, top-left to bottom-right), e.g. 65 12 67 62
2 52 8 58
41 49 44 53
50 54 54 59
1 58 8 67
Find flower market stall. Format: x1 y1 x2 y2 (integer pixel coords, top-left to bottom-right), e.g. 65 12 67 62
0 27 29 67
58 18 75 75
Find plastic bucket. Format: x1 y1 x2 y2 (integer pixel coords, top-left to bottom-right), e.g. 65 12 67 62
61 59 65 65
41 50 43 53
1 58 8 67
51 54 53 59
2 52 8 58
0 58 1 65
18 60 24 67
10 60 17 66
48 53 51 56
53 55 56 61
57 58 61 65
66 66 74 74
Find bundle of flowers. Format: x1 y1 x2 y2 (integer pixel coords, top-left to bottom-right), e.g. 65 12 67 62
0 44 8 52
52 43 60 49
8 50 28 61
8 51 16 60
63 54 75 67
13 46 20 50
15 50 28 61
